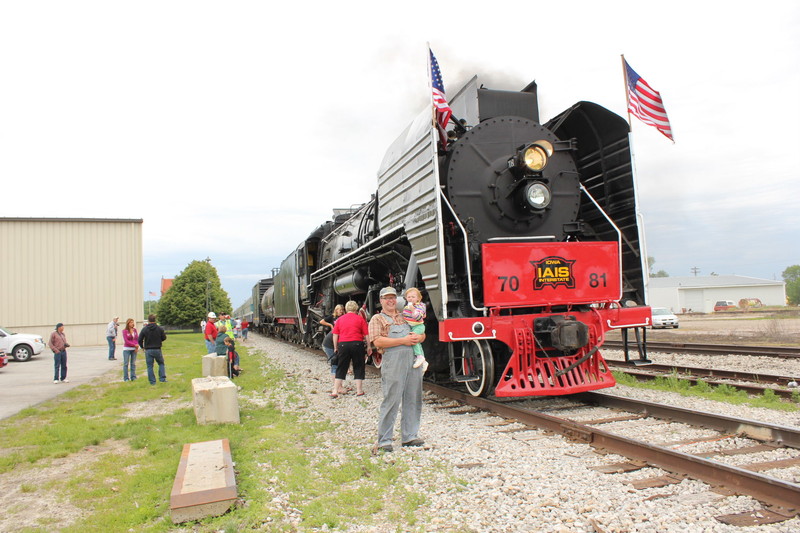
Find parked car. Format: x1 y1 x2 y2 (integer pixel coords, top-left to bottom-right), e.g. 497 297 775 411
713 300 737 312
651 307 679 329
0 326 45 361
0 350 7 369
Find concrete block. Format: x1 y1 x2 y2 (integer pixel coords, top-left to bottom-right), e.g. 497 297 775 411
191 376 240 425
170 438 237 523
202 353 229 377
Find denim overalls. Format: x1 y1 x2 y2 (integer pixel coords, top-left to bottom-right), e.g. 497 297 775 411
377 313 423 447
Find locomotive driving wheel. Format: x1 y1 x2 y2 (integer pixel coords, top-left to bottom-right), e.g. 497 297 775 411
462 339 495 397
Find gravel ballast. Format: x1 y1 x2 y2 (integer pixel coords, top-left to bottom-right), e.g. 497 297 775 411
243 334 800 532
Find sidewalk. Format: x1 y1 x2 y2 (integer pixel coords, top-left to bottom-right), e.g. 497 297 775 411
0 345 124 420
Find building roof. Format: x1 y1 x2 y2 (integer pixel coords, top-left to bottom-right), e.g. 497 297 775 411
649 275 783 289
160 278 174 295
0 217 143 223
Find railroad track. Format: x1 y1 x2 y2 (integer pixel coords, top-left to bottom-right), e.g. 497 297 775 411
289 338 800 524
426 384 800 525
606 360 800 400
603 340 800 358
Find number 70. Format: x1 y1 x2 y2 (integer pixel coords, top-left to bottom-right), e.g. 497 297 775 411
498 276 520 291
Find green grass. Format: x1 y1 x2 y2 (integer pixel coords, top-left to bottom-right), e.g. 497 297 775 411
0 334 433 532
613 371 800 411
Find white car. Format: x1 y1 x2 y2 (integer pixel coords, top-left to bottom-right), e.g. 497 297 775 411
651 308 679 329
0 326 45 361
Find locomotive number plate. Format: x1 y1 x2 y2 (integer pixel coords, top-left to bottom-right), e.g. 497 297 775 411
482 242 621 306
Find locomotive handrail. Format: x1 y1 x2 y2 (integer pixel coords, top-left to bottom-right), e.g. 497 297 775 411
487 235 556 241
310 226 405 282
606 319 651 329
579 185 624 302
439 188 487 315
319 201 374 246
447 330 497 341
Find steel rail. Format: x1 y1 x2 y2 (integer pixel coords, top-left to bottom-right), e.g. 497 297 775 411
603 340 800 358
615 369 797 400
577 392 800 449
606 361 800 399
606 360 796 385
424 383 800 513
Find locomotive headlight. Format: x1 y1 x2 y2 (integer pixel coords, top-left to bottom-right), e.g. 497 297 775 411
524 181 551 209
522 145 548 171
517 140 554 172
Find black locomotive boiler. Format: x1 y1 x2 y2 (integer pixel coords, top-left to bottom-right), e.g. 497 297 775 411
257 74 652 397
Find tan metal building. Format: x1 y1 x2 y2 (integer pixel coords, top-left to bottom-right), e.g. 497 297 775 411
0 218 143 346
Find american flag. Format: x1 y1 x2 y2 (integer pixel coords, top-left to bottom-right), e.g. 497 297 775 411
149 291 157 296
624 60 673 142
429 48 453 148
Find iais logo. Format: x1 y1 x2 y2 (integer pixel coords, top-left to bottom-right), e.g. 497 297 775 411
530 256 576 290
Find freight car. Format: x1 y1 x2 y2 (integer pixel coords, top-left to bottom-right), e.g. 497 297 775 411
259 73 652 397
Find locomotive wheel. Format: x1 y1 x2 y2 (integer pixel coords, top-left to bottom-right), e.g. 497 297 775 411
462 340 495 397
368 350 382 368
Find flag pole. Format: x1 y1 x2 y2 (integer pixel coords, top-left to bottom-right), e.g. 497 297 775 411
621 54 650 304
427 42 435 130
621 54 633 132
427 45 464 147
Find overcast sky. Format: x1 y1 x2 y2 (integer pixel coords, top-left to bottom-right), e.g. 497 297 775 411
2 1 798 309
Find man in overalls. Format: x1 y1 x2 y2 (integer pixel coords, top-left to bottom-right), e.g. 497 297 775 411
369 286 426 452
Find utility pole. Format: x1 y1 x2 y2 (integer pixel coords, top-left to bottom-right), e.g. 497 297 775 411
205 257 213 314
690 267 701 276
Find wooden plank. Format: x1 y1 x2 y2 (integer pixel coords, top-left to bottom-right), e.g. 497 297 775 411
692 443 778 458
589 461 646 474
170 439 237 523
580 414 646 425
631 475 683 489
717 509 793 526
741 456 800 472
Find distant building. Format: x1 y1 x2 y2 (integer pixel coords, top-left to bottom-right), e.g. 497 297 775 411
0 217 143 345
160 277 173 296
648 275 786 313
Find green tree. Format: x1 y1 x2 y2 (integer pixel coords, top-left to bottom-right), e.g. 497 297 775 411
783 265 800 305
157 260 232 327
143 300 159 317
647 256 669 277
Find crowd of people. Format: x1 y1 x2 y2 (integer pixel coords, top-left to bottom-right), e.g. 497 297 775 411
47 285 427 452
49 313 168 386
204 311 242 378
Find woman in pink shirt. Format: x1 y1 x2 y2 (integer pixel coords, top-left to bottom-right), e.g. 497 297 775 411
331 300 369 397
121 318 139 381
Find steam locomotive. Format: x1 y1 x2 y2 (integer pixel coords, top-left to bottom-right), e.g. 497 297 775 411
256 74 652 397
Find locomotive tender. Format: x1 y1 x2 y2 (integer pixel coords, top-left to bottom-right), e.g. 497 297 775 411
260 74 652 397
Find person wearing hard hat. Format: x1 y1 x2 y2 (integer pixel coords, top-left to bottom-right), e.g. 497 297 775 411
204 312 218 353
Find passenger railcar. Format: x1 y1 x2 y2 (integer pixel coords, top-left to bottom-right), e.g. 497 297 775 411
259 74 652 397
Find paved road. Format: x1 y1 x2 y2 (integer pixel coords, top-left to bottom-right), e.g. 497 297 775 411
0 345 124 420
